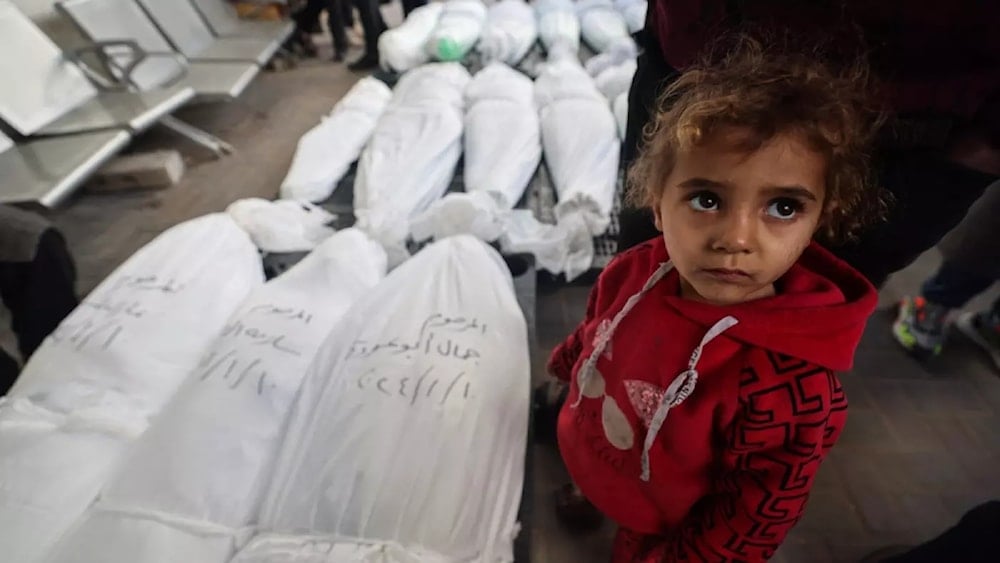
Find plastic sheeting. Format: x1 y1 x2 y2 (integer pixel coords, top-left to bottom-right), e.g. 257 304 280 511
477 0 537 65
576 0 630 53
535 0 578 55
1 214 262 563
614 0 647 34
279 78 393 203
428 0 487 62
464 63 540 209
228 199 335 253
354 63 470 266
243 235 530 563
378 3 444 72
42 229 388 563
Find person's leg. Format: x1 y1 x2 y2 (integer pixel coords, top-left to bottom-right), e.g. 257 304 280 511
954 291 1000 371
347 0 386 70
892 260 994 356
325 0 348 61
831 149 996 288
0 229 78 361
617 32 679 252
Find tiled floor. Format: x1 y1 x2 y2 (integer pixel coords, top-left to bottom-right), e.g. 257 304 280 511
28 31 1000 563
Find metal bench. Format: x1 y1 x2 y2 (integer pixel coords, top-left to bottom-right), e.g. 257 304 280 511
188 0 294 45
0 128 130 207
0 0 193 140
58 0 261 102
137 0 282 66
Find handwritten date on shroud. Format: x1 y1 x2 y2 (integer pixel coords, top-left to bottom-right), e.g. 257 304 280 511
353 366 473 405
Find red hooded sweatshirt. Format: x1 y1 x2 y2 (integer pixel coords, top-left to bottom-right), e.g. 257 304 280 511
548 237 878 562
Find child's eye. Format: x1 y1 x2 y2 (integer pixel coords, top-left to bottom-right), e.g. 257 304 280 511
688 191 720 212
766 198 804 220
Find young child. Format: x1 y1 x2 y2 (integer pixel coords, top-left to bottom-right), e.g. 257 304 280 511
548 38 884 561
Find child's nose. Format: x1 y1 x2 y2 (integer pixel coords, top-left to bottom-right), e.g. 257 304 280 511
711 211 756 254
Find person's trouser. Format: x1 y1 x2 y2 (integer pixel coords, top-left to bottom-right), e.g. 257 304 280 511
352 0 385 57
616 35 997 289
921 261 998 316
882 501 1000 563
401 0 426 17
0 229 78 394
294 0 348 54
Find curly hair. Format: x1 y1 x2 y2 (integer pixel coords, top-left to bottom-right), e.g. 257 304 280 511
627 33 889 244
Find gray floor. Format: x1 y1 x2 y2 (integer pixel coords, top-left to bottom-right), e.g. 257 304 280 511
36 40 1000 563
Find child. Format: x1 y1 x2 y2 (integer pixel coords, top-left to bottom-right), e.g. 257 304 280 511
547 37 884 561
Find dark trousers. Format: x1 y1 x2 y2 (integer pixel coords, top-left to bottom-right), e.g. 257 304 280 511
401 0 426 17
0 230 79 394
294 0 349 54
617 34 998 289
922 260 998 316
352 0 385 57
882 501 1000 563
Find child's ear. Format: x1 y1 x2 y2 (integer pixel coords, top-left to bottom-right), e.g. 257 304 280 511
653 204 664 232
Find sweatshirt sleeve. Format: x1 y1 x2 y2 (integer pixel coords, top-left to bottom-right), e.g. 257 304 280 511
615 350 849 562
546 282 600 382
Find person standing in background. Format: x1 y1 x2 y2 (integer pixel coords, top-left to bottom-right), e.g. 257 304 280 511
618 1 1000 289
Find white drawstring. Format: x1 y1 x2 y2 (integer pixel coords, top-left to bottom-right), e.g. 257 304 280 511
572 262 675 408
640 316 738 481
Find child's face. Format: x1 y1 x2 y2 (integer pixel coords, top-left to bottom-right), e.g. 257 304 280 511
653 127 827 306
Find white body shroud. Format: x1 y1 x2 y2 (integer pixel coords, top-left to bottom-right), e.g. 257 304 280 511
428 0 487 62
235 235 530 563
1 214 262 563
535 57 619 238
41 229 387 563
279 78 393 203
534 0 579 55
379 3 445 73
464 63 541 209
576 0 630 53
354 63 470 265
477 0 537 65
614 0 647 34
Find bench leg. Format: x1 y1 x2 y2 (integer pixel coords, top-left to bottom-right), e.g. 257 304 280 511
159 116 235 157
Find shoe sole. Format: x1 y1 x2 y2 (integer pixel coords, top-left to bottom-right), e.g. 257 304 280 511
954 312 1000 372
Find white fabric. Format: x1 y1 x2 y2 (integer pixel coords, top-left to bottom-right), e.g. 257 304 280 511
583 36 637 79
354 63 470 267
42 229 388 563
477 0 537 65
594 59 636 102
0 399 135 563
378 3 444 72
410 191 507 243
534 0 578 55
464 63 540 209
0 130 13 154
254 235 530 563
1 214 262 563
535 57 619 238
10 213 263 420
279 78 393 203
614 0 647 34
428 0 487 62
499 209 594 281
232 534 455 563
576 0 630 53
227 199 336 253
613 91 628 140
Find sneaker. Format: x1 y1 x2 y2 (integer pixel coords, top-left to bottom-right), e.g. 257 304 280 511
892 296 950 357
954 311 1000 371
